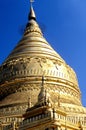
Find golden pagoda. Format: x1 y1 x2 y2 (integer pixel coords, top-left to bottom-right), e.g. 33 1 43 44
0 2 86 130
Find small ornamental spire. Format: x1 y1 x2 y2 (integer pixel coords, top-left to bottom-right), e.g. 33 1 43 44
28 0 36 21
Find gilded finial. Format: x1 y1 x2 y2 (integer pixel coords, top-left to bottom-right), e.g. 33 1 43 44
30 0 34 5
28 0 36 20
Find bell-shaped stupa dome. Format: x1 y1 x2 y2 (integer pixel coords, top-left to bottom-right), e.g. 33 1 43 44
0 5 85 115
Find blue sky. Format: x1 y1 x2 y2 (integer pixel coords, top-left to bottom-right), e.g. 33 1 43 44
0 0 86 106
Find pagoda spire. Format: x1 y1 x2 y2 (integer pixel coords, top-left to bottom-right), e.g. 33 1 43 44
28 0 36 21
